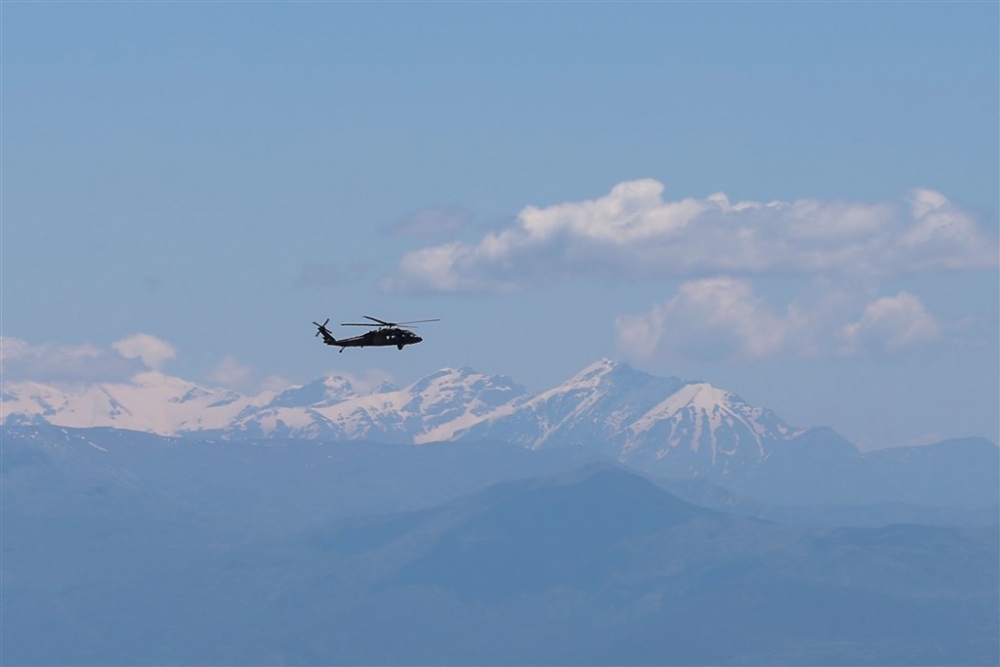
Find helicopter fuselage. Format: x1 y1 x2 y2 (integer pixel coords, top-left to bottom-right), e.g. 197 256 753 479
321 326 422 351
347 327 421 349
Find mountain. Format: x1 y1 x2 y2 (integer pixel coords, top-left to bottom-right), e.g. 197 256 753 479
0 419 606 531
731 428 1000 507
1 367 527 443
0 371 269 435
1 360 796 473
452 359 686 449
454 359 799 480
387 465 708 603
4 454 996 666
332 466 997 665
4 360 997 507
226 367 528 442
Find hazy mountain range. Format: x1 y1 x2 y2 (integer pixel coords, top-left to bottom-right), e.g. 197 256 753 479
3 360 784 452
2 357 997 665
2 422 996 665
4 359 997 508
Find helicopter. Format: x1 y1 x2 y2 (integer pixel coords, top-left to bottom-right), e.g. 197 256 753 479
313 315 439 352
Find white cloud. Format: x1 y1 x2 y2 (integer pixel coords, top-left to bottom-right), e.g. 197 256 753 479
208 356 253 388
383 180 997 294
208 359 324 395
0 337 36 364
616 281 946 363
259 375 295 392
112 334 177 370
838 292 943 355
389 241 517 293
896 188 998 271
615 278 804 363
1 336 154 384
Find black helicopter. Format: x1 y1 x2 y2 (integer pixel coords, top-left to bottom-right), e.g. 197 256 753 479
313 315 439 352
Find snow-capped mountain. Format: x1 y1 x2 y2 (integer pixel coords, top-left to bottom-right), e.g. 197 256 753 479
454 359 686 449
226 367 527 443
266 375 358 409
2 359 800 477
0 371 272 435
452 359 796 477
0 367 526 442
620 381 798 477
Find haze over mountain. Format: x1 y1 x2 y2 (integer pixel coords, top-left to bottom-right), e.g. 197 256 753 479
4 359 997 509
3 360 997 665
0 359 853 455
3 427 996 665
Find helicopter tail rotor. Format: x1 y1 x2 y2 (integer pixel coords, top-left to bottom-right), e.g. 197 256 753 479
313 318 338 345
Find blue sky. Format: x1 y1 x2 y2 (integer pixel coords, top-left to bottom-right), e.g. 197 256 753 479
3 2 997 449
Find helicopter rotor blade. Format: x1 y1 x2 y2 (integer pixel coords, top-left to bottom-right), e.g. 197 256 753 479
312 318 330 336
340 316 438 328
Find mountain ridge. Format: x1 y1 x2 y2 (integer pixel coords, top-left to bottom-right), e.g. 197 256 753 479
2 360 798 470
5 447 993 666
5 359 997 502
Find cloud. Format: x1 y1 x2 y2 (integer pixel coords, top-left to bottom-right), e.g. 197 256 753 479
385 206 474 238
1 335 289 395
1 336 156 384
112 334 177 370
615 280 946 363
382 180 997 294
259 375 295 392
208 356 254 388
838 292 943 355
616 278 804 363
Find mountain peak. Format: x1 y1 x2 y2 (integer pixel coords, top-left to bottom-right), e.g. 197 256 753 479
564 359 674 391
569 358 619 383
267 375 355 409
370 379 399 394
650 382 732 413
410 366 511 393
623 380 792 475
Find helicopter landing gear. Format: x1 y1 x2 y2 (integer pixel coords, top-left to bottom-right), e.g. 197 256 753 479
397 344 404 350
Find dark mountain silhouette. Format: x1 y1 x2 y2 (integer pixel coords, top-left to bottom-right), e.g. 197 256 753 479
2 423 997 665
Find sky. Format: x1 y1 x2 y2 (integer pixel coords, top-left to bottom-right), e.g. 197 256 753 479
2 2 997 449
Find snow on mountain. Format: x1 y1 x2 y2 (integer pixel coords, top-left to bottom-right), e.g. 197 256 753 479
266 376 356 409
453 359 686 449
2 380 67 420
0 372 273 436
621 381 796 478
1 360 797 476
408 367 527 442
449 359 794 477
224 367 527 443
